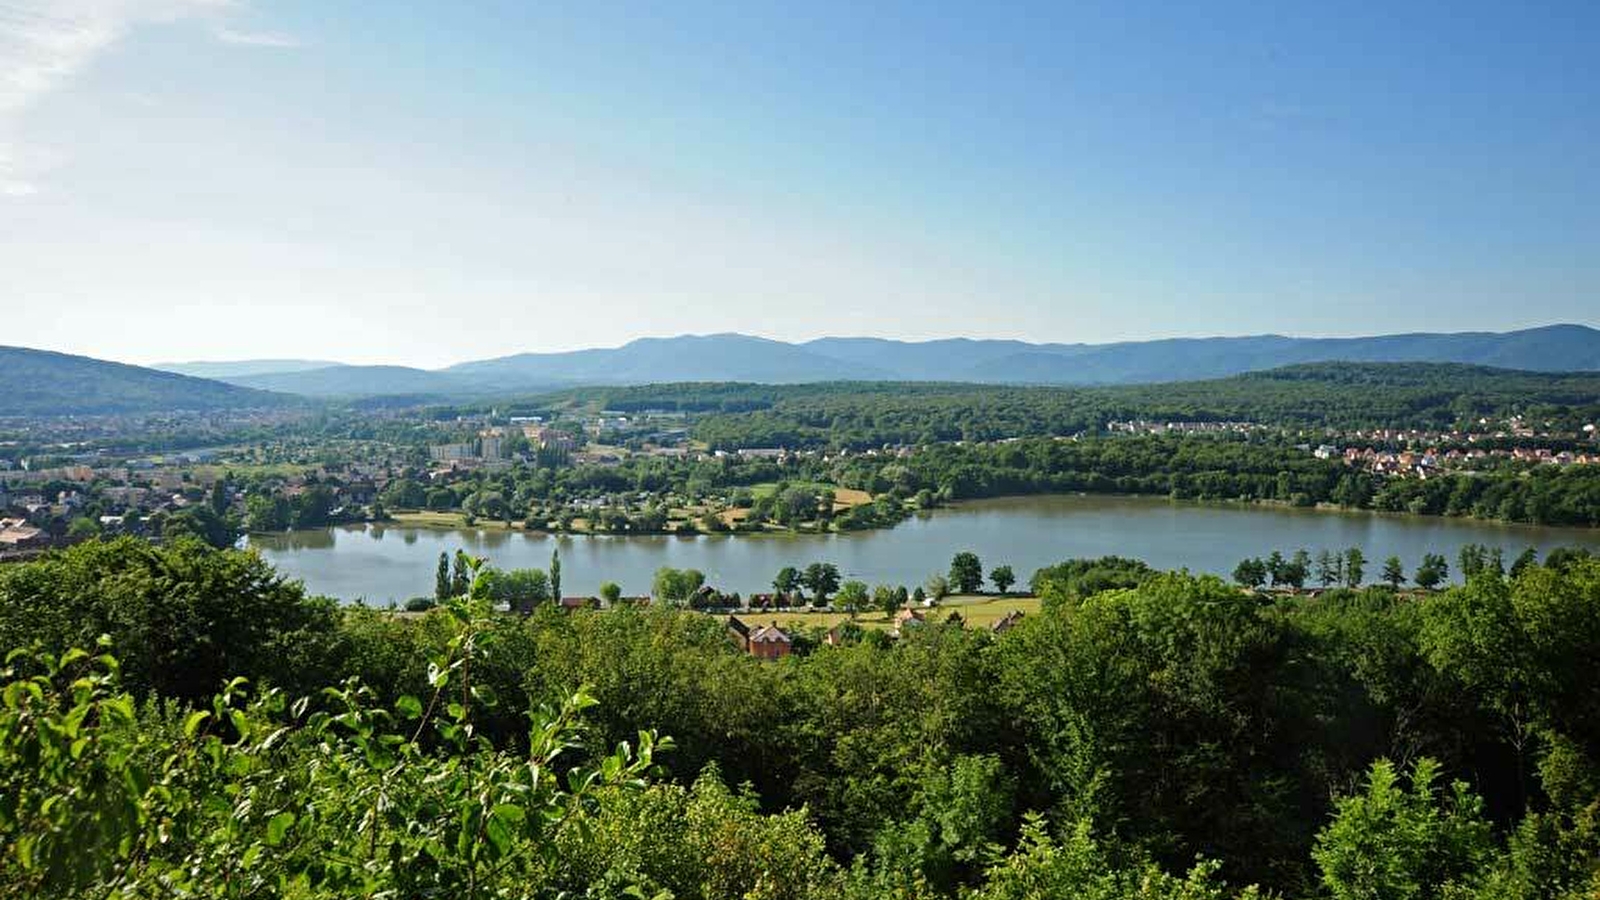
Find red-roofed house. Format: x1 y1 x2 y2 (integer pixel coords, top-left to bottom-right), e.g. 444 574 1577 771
747 622 792 660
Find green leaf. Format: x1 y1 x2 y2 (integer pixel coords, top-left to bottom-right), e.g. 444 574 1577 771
492 803 525 824
104 695 137 726
183 710 211 740
485 814 512 855
266 811 296 846
395 695 423 719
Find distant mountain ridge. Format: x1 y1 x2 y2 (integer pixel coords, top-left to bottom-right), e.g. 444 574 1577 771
214 334 889 398
0 347 292 415
10 325 1596 412
197 324 1600 396
154 359 342 379
216 365 477 398
445 333 889 383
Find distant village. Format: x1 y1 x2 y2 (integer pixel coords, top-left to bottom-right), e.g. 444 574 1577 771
1307 417 1600 478
5 404 1599 559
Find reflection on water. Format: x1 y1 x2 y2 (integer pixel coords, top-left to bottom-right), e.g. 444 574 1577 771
253 528 337 551
248 494 1600 604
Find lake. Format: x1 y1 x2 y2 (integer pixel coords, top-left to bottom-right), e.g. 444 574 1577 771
247 494 1600 604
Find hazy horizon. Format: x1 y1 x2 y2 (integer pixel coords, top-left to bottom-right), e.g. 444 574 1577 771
4 2 1597 368
123 322 1596 372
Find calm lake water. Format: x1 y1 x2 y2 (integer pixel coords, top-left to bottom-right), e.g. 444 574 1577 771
248 494 1600 604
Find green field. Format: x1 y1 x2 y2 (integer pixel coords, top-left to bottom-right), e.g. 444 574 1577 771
746 481 872 507
733 594 1038 633
387 510 528 532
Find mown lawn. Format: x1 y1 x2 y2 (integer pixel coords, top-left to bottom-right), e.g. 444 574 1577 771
746 482 870 507
732 594 1039 633
387 510 527 531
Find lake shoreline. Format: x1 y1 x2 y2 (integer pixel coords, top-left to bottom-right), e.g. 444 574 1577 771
248 489 1596 548
249 493 1600 604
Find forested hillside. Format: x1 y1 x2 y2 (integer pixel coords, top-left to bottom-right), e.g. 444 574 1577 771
0 347 291 415
530 362 1600 449
3 538 1598 897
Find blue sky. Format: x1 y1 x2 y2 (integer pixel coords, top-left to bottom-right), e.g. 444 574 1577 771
1 1 1595 367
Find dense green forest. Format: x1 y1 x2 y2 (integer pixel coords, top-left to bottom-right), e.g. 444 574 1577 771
3 538 1599 897
528 363 1600 449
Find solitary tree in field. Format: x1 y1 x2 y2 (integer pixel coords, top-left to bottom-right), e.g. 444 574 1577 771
991 565 1016 595
925 574 950 602
949 551 984 594
1382 556 1406 589
837 581 869 618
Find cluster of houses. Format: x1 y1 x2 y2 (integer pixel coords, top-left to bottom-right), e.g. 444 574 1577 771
1320 444 1600 477
1316 419 1598 448
0 457 398 551
1106 420 1261 436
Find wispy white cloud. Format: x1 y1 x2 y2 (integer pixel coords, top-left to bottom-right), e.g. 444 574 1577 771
0 3 119 117
213 26 300 48
0 0 252 196
0 1 240 114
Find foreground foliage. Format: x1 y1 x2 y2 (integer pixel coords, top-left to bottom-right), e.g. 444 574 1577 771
3 538 1600 897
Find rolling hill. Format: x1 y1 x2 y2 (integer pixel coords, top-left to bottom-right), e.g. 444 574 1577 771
0 347 293 415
